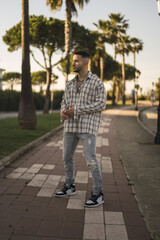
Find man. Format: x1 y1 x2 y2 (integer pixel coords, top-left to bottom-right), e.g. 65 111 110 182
55 51 106 208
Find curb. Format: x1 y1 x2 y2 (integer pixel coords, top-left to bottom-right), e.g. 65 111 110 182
137 106 155 137
0 124 63 171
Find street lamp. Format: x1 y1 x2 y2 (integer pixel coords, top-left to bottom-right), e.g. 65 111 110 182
157 0 160 15
154 81 160 144
154 1 160 143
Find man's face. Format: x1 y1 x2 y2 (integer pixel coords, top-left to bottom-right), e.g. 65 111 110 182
72 54 84 73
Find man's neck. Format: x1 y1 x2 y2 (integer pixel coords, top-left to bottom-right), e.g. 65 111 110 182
77 70 88 81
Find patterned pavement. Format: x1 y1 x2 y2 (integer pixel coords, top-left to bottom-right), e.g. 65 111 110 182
0 112 151 240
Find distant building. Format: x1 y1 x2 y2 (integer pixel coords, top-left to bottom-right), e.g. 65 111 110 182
0 68 5 90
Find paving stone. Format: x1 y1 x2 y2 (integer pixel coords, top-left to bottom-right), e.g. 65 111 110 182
60 221 83 239
6 184 25 194
31 164 44 168
126 225 151 240
13 167 28 173
102 122 110 126
31 196 51 207
37 220 62 237
105 225 128 240
15 219 41 235
104 211 125 225
123 212 145 226
71 190 86 199
67 198 85 209
24 206 46 219
0 217 21 234
20 173 35 180
7 172 22 179
26 168 40 174
28 174 48 187
21 188 39 198
43 205 66 221
85 210 104 224
27 179 46 187
104 128 109 133
75 171 88 183
37 187 55 197
13 195 34 207
42 164 55 170
102 137 109 146
64 209 85 222
83 223 105 240
96 136 102 147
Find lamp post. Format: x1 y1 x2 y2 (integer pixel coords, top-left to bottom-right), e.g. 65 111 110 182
154 81 160 144
154 1 160 144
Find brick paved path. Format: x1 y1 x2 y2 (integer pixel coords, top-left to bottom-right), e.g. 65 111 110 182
0 112 151 240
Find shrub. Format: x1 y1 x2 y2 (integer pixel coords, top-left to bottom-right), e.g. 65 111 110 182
0 90 64 111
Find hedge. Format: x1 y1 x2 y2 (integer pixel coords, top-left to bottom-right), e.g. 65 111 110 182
0 90 64 111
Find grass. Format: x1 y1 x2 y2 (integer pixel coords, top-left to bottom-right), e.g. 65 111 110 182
0 101 134 161
0 112 62 160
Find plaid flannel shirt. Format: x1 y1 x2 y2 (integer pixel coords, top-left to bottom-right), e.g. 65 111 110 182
61 71 106 135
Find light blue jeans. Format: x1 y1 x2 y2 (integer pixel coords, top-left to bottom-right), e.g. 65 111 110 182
63 132 103 195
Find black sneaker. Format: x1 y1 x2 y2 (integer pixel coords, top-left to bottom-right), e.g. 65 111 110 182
85 191 104 208
55 183 76 197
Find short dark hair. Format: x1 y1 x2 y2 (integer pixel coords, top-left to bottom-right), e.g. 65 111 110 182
74 51 89 58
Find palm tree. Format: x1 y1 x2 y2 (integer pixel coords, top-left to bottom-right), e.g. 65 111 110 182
46 0 90 81
130 37 143 89
18 0 37 129
107 13 129 105
93 20 111 81
116 35 131 105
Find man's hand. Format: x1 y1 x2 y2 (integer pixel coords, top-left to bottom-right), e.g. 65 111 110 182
60 110 69 120
60 105 74 120
65 105 74 117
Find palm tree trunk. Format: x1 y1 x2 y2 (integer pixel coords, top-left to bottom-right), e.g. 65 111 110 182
100 57 104 80
115 81 119 104
112 45 117 105
18 0 36 129
88 58 92 71
65 0 72 82
43 67 51 113
122 54 126 105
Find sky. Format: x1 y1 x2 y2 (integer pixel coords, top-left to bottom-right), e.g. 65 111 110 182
0 0 160 94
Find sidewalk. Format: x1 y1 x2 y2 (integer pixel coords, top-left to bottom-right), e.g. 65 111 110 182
0 111 151 240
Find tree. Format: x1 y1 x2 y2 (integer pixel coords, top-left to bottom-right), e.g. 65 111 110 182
58 21 98 73
129 37 143 89
115 34 131 105
3 15 65 113
31 71 46 93
107 13 129 105
19 0 37 129
46 0 90 82
2 72 21 90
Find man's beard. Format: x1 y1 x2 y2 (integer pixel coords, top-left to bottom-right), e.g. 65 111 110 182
73 66 82 73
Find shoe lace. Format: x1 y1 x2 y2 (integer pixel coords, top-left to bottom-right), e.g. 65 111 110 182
89 193 98 202
62 183 70 192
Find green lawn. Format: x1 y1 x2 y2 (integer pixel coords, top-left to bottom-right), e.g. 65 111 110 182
0 112 62 160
